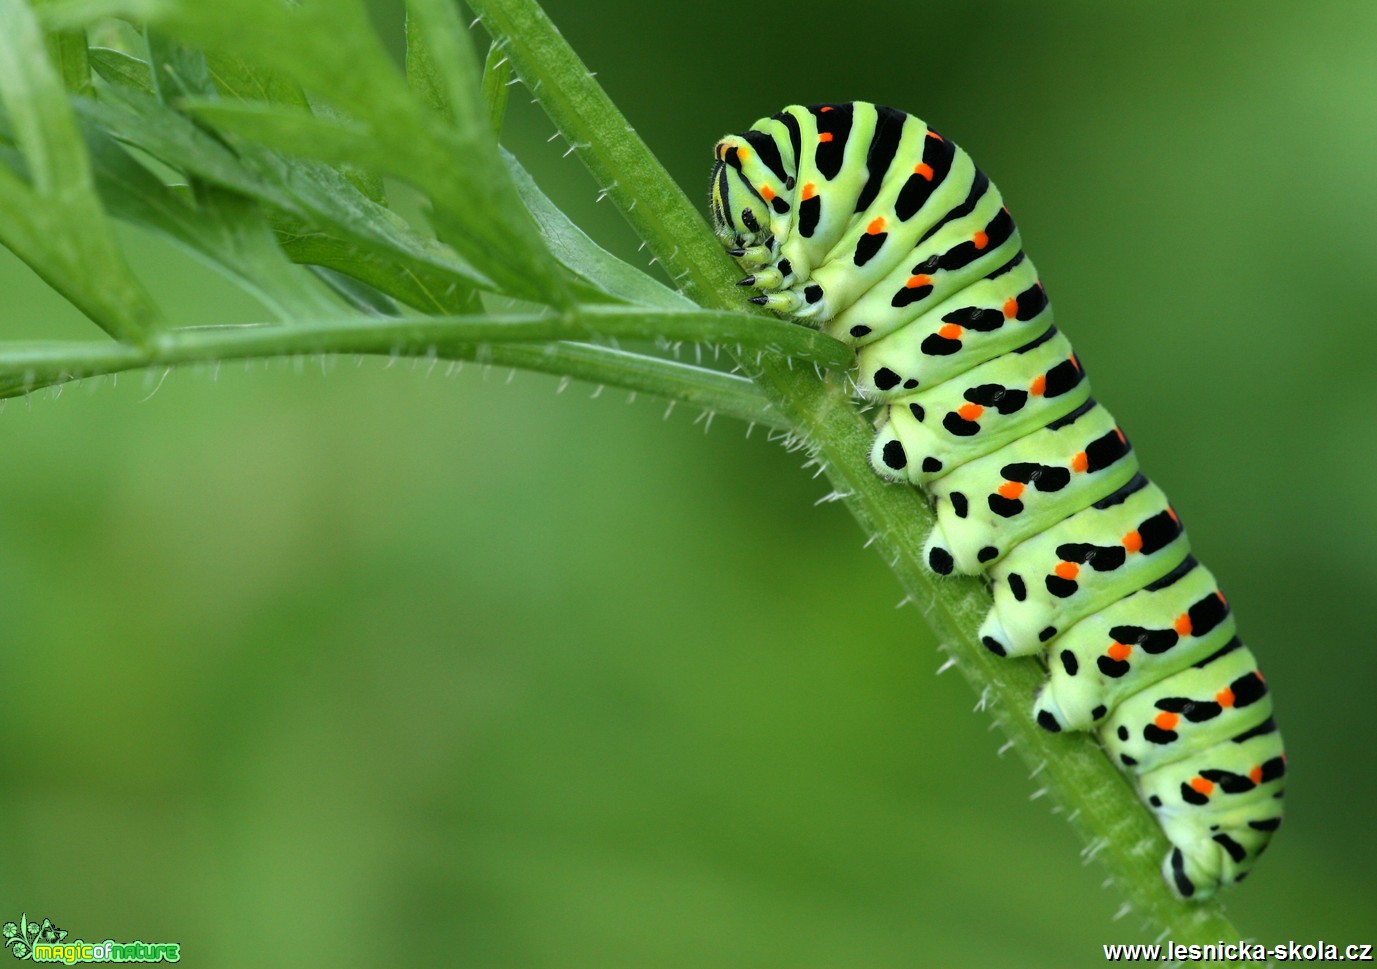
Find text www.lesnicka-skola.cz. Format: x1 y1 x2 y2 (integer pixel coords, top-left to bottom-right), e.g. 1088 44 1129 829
1103 940 1372 962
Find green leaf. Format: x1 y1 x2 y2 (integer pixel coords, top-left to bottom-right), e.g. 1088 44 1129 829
88 45 154 94
403 0 485 135
45 28 93 95
71 117 334 318
203 48 309 111
143 24 212 101
480 41 511 137
271 221 476 315
183 97 580 309
76 87 492 301
404 8 450 117
504 148 693 311
44 0 574 309
141 32 343 319
0 0 159 342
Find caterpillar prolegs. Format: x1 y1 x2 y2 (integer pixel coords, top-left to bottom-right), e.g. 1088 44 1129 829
709 102 1285 900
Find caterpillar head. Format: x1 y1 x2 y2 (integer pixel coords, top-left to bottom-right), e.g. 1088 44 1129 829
709 140 772 248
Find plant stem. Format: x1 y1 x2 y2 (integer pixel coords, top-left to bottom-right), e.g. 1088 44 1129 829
0 323 784 428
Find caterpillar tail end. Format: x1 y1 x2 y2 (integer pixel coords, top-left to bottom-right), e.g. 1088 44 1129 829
1157 807 1279 901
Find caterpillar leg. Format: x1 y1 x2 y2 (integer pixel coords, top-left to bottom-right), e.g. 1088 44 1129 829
975 610 1042 659
745 282 832 322
738 267 786 290
731 243 774 269
747 290 803 312
730 247 811 315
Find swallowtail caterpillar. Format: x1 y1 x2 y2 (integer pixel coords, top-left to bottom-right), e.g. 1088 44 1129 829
709 102 1285 900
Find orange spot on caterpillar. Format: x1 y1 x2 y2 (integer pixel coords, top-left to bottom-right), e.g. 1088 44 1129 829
1122 530 1143 553
866 217 886 235
1216 589 1228 606
914 162 934 180
1249 765 1264 784
905 274 932 289
997 481 1024 500
759 184 775 202
926 130 943 141
820 105 834 112
818 132 834 143
938 323 963 339
1154 711 1180 731
1107 641 1132 662
1071 452 1089 473
1070 352 1080 369
973 231 989 250
1029 375 1046 396
737 147 751 161
1174 613 1193 636
801 182 817 200
1002 297 1018 318
1216 687 1236 707
1114 427 1127 445
1167 505 1180 524
957 403 983 421
1054 561 1079 581
1190 777 1214 797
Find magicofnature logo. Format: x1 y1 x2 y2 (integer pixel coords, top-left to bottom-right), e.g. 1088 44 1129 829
2 915 179 963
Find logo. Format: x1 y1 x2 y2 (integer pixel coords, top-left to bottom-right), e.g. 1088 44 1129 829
2 916 179 964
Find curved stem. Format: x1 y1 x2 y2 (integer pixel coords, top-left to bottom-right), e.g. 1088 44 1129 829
0 322 784 428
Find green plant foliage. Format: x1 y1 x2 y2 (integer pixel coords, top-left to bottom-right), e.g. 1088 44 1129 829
5 0 847 397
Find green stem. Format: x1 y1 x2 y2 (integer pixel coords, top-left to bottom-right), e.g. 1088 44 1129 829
470 0 1245 947
0 323 783 428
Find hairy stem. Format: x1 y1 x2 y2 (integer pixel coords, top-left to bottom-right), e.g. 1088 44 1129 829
0 320 784 428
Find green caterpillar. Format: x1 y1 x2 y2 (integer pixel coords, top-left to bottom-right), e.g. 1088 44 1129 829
709 102 1284 900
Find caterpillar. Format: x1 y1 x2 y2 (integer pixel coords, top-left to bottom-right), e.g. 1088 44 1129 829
708 102 1285 900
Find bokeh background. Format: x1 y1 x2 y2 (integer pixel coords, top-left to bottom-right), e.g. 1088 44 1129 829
1 1 1374 965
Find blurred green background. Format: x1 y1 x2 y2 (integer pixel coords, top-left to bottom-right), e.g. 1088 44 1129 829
1 1 1374 965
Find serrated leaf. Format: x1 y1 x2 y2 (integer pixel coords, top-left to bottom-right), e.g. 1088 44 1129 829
480 43 511 137
88 46 154 94
203 49 308 110
504 148 690 311
403 0 484 134
0 0 159 341
45 29 93 95
76 88 493 300
181 98 565 305
43 0 573 310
